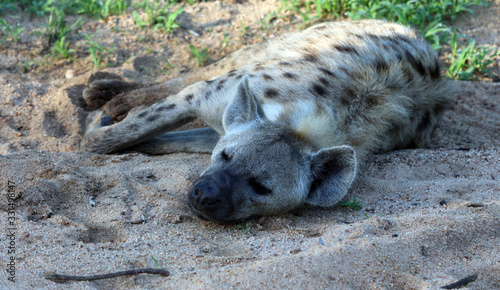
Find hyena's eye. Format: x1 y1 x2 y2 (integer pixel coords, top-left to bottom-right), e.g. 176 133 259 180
248 177 272 195
221 149 230 161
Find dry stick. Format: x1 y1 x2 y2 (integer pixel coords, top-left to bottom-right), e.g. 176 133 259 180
44 268 170 282
441 274 478 289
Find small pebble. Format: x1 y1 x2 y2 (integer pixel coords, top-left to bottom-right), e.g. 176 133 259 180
65 69 75 79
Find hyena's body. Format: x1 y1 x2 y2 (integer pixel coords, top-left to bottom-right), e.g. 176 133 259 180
81 20 453 223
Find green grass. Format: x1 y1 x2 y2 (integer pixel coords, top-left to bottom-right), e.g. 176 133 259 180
45 9 82 47
85 33 115 70
153 7 184 33
0 18 24 43
133 1 184 32
51 36 75 59
11 0 130 18
279 0 497 80
237 223 251 234
339 196 363 210
189 43 210 66
447 32 499 80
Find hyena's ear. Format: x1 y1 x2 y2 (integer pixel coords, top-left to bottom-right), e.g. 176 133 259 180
306 145 357 207
223 76 266 131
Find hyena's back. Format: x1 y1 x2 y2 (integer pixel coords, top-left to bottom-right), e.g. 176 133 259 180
213 20 453 161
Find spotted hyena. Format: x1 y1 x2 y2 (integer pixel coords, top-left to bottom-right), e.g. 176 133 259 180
81 20 454 223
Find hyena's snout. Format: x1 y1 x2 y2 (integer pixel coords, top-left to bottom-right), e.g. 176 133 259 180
188 170 238 222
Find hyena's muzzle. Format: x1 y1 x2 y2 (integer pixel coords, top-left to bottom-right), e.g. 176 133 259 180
188 169 242 223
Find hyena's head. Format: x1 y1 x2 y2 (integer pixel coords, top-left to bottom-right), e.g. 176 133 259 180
188 77 357 223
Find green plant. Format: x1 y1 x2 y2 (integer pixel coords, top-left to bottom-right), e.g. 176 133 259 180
75 0 129 18
0 1 17 14
0 18 24 43
240 22 249 38
19 59 33 73
260 12 277 30
51 36 75 59
339 196 362 210
189 43 209 66
45 8 82 47
421 20 452 51
133 11 148 29
279 0 315 27
237 223 251 234
222 32 229 48
85 33 115 70
447 32 499 80
151 255 161 269
153 7 184 33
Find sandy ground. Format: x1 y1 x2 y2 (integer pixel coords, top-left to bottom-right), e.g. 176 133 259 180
0 0 499 289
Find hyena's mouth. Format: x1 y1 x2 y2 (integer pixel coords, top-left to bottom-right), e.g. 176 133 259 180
187 185 237 223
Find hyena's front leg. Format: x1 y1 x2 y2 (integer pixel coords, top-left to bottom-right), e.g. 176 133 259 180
80 81 214 154
128 127 220 154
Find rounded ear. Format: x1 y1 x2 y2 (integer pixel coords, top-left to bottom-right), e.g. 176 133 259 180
222 76 265 132
305 145 357 207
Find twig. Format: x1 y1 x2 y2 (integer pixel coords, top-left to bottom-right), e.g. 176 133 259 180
441 274 478 289
44 268 170 282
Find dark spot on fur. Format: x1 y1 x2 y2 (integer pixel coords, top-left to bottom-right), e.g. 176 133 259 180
235 74 243 80
185 94 194 104
332 44 359 55
204 91 212 100
339 67 353 78
146 115 158 122
248 74 257 78
128 123 139 130
318 67 336 78
205 80 214 85
283 72 298 80
317 77 331 88
417 112 431 133
137 111 148 118
311 83 327 97
254 64 264 71
303 53 319 63
216 79 227 91
375 59 389 73
278 61 293 67
340 88 356 106
264 88 279 98
156 103 176 112
401 65 414 84
430 59 441 80
262 74 274 81
227 70 237 77
365 94 381 108
314 24 328 30
405 50 426 77
393 34 412 44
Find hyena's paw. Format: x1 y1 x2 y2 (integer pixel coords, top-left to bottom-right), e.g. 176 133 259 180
84 110 114 134
80 110 114 153
83 78 142 109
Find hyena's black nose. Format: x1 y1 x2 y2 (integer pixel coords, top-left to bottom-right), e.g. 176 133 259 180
191 180 221 210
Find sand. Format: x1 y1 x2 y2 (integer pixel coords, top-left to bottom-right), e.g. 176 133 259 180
0 0 498 289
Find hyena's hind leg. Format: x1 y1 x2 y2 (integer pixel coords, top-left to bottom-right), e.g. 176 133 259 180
83 40 272 120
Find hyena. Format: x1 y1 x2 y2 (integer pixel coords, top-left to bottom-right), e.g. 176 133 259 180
81 20 453 223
